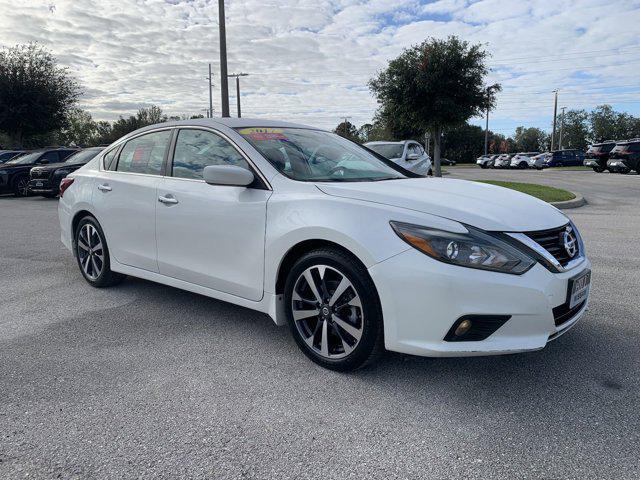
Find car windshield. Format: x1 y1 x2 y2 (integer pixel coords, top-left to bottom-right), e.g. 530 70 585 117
4 151 40 165
237 127 406 182
366 143 405 159
65 148 104 164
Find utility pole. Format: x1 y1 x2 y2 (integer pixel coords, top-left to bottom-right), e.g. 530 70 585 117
559 107 566 150
208 63 214 118
484 107 489 155
424 131 431 155
218 0 230 117
550 90 558 151
228 73 249 117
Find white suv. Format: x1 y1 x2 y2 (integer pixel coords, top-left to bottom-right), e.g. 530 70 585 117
510 152 541 169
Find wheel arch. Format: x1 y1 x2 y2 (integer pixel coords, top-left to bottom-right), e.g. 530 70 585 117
274 239 370 296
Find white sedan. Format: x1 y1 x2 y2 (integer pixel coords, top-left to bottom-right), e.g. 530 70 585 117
58 118 591 371
364 140 432 176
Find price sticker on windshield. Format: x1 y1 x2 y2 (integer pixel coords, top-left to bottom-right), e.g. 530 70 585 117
239 128 287 141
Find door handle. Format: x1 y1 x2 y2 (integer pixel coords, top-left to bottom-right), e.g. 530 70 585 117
97 184 112 192
158 195 178 205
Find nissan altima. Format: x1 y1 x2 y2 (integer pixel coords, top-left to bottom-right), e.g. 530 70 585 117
58 118 591 371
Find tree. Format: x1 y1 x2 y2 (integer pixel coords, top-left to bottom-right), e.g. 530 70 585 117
513 126 548 152
590 105 640 142
559 109 589 150
57 108 97 147
440 123 485 163
369 36 499 176
334 120 361 143
0 43 81 147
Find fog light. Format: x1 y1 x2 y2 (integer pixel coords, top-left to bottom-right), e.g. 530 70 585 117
454 319 472 336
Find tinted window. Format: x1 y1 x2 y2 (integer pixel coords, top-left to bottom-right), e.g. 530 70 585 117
40 151 59 163
116 130 171 175
64 148 104 164
172 129 249 180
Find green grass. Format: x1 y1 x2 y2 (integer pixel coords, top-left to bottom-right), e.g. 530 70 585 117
476 180 576 203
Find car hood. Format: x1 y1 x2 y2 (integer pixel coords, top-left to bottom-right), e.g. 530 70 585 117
0 164 32 173
315 178 568 232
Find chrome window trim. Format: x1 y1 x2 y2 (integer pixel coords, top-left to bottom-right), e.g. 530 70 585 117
507 232 585 273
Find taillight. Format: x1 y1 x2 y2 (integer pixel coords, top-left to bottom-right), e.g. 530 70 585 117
59 177 74 197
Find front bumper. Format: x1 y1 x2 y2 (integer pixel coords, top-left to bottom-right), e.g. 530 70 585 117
28 179 58 195
369 248 591 357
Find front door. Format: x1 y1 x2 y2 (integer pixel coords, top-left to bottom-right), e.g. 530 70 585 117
155 128 270 301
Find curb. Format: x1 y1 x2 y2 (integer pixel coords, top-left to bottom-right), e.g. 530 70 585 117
551 193 586 210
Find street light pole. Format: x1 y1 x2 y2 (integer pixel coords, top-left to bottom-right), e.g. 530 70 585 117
550 90 558 151
228 73 248 117
218 0 230 117
208 63 213 118
559 106 566 150
484 107 489 155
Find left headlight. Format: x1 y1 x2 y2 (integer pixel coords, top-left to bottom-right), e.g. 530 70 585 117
390 221 536 275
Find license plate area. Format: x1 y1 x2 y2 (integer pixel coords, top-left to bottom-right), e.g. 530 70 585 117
568 269 591 309
35 182 43 187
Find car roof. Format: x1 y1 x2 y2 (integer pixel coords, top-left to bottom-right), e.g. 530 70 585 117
131 117 321 136
616 138 640 145
364 141 407 145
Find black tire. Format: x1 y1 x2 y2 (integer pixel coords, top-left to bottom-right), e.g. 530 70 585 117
593 166 605 173
480 164 487 169
518 162 528 169
12 176 29 197
284 248 384 371
74 215 126 288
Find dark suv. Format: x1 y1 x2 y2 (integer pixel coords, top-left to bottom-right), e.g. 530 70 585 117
584 141 616 172
28 147 105 197
542 149 585 168
0 148 78 197
609 139 640 173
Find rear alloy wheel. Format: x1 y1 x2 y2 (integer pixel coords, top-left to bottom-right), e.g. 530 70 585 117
75 216 125 288
13 176 29 197
519 162 528 169
285 249 384 371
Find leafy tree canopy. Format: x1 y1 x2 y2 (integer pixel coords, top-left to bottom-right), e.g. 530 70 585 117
0 43 81 148
369 36 499 175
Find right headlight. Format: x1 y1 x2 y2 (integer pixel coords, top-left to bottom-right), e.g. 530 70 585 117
390 221 536 275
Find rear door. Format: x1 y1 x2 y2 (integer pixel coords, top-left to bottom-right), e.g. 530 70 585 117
155 127 270 301
91 128 172 272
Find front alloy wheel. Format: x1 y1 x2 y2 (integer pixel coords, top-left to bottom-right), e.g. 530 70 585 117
285 248 384 371
291 265 364 359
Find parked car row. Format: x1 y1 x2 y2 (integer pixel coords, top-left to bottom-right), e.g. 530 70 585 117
0 147 105 197
475 138 640 174
584 138 640 173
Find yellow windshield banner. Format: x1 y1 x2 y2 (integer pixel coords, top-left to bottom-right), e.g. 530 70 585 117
238 127 287 141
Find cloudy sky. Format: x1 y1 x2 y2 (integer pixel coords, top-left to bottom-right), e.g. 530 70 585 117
0 0 638 135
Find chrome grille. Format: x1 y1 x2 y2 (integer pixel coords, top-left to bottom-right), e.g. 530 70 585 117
30 168 51 180
525 224 576 267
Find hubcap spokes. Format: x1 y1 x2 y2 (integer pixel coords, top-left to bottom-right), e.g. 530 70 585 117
18 179 28 196
292 265 364 359
77 224 104 280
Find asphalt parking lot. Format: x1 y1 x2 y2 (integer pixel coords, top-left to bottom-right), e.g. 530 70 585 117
1 170 639 479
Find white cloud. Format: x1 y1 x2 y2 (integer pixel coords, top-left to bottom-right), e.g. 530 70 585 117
0 0 638 135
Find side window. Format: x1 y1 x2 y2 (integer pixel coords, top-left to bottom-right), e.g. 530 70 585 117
40 151 59 163
103 147 118 170
116 130 171 175
410 144 423 156
172 129 250 180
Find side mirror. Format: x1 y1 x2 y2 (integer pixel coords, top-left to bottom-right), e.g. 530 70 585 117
203 165 254 187
40 159 49 164
407 153 419 160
